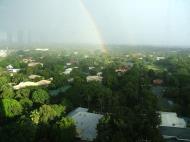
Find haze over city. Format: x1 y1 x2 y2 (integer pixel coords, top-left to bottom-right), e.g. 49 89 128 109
1 1 190 142
0 0 190 46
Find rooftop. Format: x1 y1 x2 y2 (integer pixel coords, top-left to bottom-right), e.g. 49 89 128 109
68 107 103 141
159 111 186 128
160 126 190 141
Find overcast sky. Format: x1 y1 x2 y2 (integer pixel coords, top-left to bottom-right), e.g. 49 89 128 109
0 0 189 46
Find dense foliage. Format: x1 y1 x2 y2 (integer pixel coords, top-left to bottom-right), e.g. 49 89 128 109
0 47 190 141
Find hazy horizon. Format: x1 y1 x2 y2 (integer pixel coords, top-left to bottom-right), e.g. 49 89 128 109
0 0 190 47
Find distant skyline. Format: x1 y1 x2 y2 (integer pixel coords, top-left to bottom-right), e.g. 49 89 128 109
0 0 190 46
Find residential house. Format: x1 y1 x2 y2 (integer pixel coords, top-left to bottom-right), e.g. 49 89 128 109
64 68 73 75
68 107 103 141
156 56 165 61
153 79 163 85
0 50 7 57
6 65 20 73
28 75 41 80
115 67 128 73
160 127 190 142
35 48 49 51
28 62 43 67
159 112 186 128
159 112 190 142
86 76 103 82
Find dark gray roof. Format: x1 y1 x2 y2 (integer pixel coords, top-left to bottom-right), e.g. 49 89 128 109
160 126 190 141
67 107 88 117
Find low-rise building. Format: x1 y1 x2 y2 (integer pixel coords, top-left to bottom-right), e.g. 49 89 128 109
6 64 13 70
6 65 20 73
86 76 103 82
35 48 49 51
28 75 41 80
159 112 190 142
64 68 73 75
13 78 52 90
153 79 163 85
0 50 7 57
68 78 74 83
68 107 103 141
74 51 78 55
159 112 186 128
28 62 43 67
97 72 102 76
156 56 165 61
115 67 128 73
89 66 95 70
66 63 72 66
23 58 35 63
84 55 89 58
160 126 190 142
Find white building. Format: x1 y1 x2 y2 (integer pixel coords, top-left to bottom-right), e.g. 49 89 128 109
28 75 41 80
6 65 20 73
68 78 74 83
156 57 165 61
97 72 102 76
74 51 78 55
64 68 73 75
28 62 43 67
66 63 72 66
11 69 21 73
159 112 186 128
0 50 7 57
73 66 79 69
35 48 49 51
86 76 103 82
13 79 52 90
84 55 89 58
68 107 103 141
89 66 95 70
6 64 13 70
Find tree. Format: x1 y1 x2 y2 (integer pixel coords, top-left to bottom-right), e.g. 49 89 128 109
178 85 190 116
52 74 68 88
61 98 73 112
102 67 119 90
0 76 9 91
0 85 15 99
0 119 37 142
96 64 163 142
19 98 33 111
30 104 65 124
15 88 31 99
38 105 57 124
50 117 76 142
82 82 112 112
11 73 27 84
30 110 40 125
0 99 22 118
31 89 49 104
51 104 65 117
96 109 163 142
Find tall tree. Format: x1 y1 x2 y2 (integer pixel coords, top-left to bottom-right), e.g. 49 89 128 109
31 89 49 104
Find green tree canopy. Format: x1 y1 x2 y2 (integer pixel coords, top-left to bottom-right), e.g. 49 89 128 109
0 99 23 118
31 89 49 104
50 117 76 142
0 119 37 142
0 85 15 99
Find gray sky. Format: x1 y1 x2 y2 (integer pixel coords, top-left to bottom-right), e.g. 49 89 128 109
0 0 190 46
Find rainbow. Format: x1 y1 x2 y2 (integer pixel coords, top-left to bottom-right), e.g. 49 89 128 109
79 0 108 53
